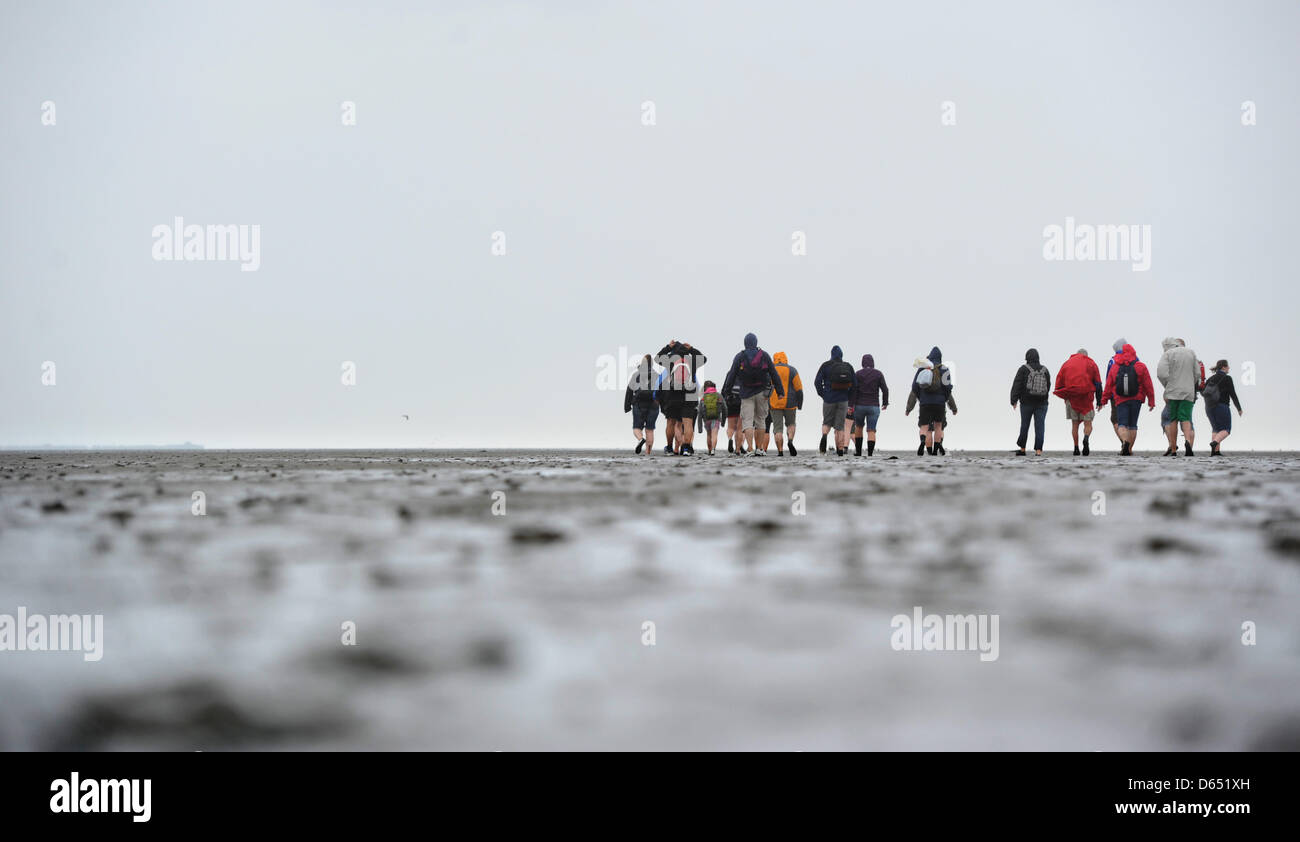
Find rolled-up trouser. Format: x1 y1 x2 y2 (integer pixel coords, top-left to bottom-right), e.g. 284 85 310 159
740 393 769 430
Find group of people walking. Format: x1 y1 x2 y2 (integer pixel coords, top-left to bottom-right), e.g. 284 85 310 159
623 334 1244 457
1013 338 1244 456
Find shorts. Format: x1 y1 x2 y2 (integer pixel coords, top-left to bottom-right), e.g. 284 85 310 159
1065 405 1095 422
661 401 684 422
702 419 721 433
822 401 848 428
918 404 946 429
740 393 769 431
770 408 797 434
1167 399 1194 423
1115 400 1141 430
853 405 881 432
632 404 659 430
679 404 698 422
1207 403 1231 433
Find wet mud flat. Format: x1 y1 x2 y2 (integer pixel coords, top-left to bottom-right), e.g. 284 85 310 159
1 449 1299 750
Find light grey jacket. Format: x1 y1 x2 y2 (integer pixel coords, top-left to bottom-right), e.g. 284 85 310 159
1156 337 1202 401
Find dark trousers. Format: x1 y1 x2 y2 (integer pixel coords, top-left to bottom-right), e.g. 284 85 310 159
1018 403 1048 451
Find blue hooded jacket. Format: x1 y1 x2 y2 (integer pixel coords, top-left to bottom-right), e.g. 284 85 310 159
722 333 785 400
814 345 854 403
912 346 954 406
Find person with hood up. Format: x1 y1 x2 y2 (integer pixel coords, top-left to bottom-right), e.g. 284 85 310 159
1009 348 1052 456
722 333 785 456
1053 349 1103 455
847 353 889 456
1202 359 1244 456
905 346 958 456
1104 337 1129 444
813 345 856 456
1156 337 1203 456
767 351 804 456
624 354 660 455
1100 342 1156 455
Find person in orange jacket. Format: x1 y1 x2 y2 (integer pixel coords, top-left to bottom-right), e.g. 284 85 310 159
764 351 804 456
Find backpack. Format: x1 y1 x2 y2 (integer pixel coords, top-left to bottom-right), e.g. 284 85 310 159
1201 375 1221 405
915 368 934 389
924 366 946 394
829 360 854 391
700 392 721 420
1115 361 1139 398
1025 365 1049 398
740 349 769 388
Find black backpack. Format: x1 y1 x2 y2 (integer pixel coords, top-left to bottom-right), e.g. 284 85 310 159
1115 361 1139 398
1201 375 1222 405
740 349 769 388
829 360 854 391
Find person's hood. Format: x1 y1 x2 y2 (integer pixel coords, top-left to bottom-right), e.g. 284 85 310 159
702 385 717 394
743 333 757 350
831 345 843 360
928 346 943 366
861 354 875 369
1117 344 1138 364
914 356 934 370
773 351 788 365
1161 337 1180 353
1113 338 1126 354
1025 348 1040 366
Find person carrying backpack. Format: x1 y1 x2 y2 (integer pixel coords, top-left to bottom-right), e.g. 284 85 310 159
904 346 958 455
1010 348 1052 456
624 353 660 455
847 353 889 456
1053 349 1103 455
767 351 804 456
1203 359 1244 456
1100 342 1155 455
721 333 785 456
814 346 855 456
695 380 729 455
1104 337 1129 445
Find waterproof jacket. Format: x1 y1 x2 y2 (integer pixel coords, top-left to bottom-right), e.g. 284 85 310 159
1010 349 1052 407
1156 338 1202 402
848 354 889 408
723 333 785 400
814 346 855 403
909 346 955 408
769 351 804 410
1101 344 1156 407
624 360 659 412
1053 353 1103 416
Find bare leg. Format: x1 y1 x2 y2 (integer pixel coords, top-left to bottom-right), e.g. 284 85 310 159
1182 420 1195 448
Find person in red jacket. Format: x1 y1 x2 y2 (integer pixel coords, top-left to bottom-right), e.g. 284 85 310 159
1054 349 1103 456
1100 343 1156 455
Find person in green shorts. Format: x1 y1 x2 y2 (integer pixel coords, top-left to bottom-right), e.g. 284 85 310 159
1156 337 1202 456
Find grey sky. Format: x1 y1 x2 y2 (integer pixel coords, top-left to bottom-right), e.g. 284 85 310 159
2 0 1296 448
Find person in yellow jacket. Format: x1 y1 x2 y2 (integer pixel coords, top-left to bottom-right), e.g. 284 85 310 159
765 351 805 456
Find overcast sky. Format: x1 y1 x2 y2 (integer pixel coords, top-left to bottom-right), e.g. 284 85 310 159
2 0 1296 449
